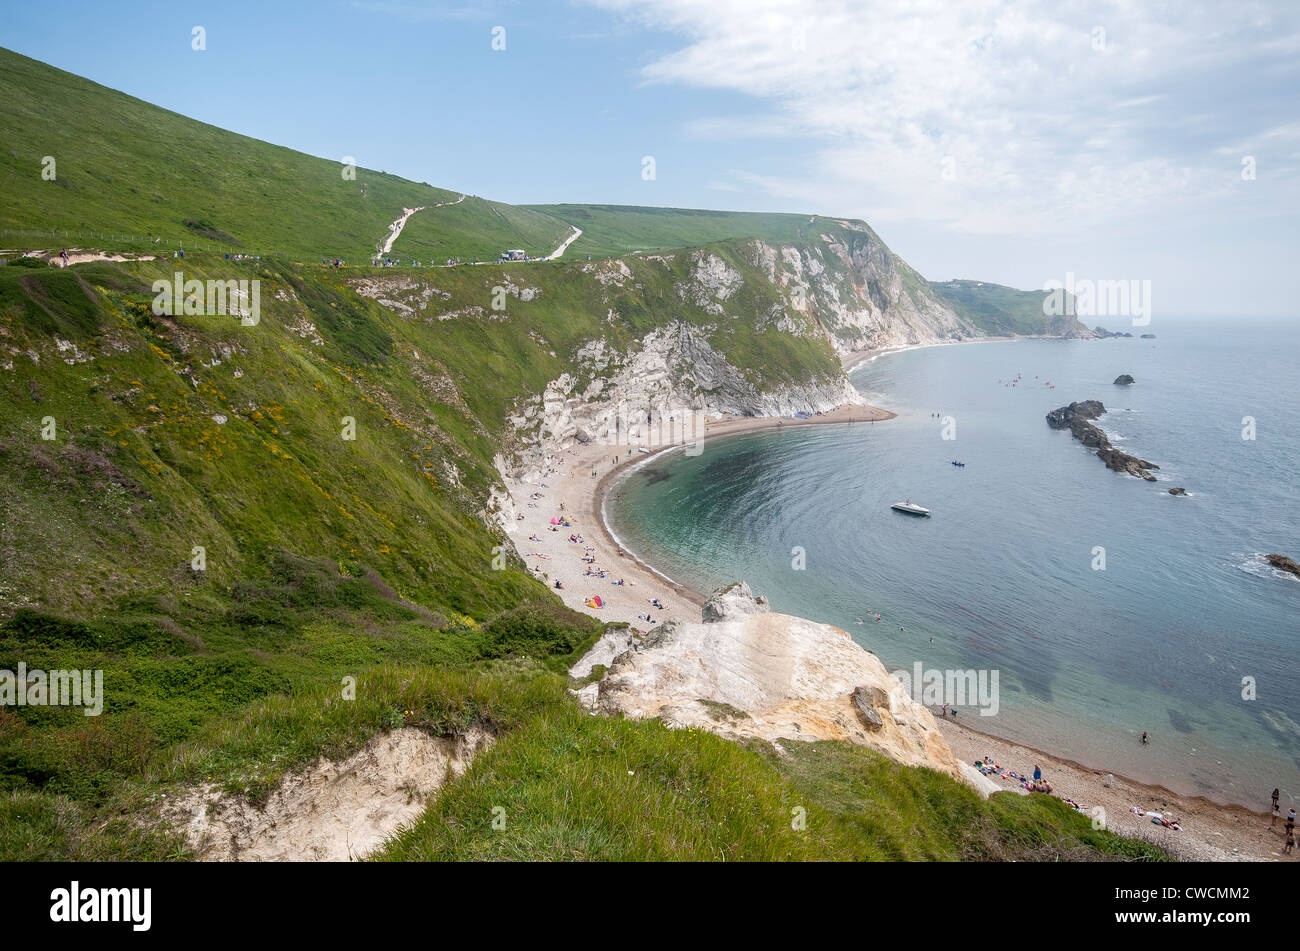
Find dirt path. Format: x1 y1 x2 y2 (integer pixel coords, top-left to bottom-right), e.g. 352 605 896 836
544 226 583 261
378 194 465 256
8 248 158 268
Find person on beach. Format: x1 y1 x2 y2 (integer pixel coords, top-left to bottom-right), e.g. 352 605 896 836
1033 765 1042 782
1273 788 1281 812
1285 829 1295 854
1270 803 1281 829
1140 731 1149 745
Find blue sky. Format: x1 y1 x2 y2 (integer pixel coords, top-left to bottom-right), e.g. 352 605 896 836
5 0 1299 317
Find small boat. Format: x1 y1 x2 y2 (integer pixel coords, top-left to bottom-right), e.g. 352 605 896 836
891 500 931 516
950 460 965 467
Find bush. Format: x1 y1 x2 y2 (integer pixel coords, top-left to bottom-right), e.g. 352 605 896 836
480 603 601 664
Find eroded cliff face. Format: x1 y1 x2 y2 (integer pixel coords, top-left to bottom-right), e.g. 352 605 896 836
572 583 997 797
747 227 975 353
355 222 1000 478
502 231 975 471
504 319 858 471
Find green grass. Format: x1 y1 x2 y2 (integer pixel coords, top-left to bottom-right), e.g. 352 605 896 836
391 196 573 264
0 47 476 262
525 203 830 258
929 279 1089 337
0 47 1163 863
0 250 1163 861
374 706 1168 862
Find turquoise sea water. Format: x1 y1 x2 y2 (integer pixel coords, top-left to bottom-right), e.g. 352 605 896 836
607 320 1300 806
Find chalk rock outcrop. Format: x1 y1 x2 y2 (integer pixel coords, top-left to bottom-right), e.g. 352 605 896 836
572 582 983 793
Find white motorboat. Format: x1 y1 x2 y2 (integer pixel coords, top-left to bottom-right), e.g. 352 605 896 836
890 500 931 516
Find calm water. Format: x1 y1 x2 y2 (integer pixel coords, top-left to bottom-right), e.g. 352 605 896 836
608 320 1300 806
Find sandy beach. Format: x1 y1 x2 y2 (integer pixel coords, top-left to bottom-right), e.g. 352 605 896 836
937 718 1287 861
503 403 894 630
501 399 1289 862
839 335 1019 373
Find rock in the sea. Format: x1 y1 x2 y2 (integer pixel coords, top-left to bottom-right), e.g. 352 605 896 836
1113 374 1135 385
1045 399 1106 429
1140 333 1155 339
1265 554 1300 579
1096 446 1159 481
573 582 983 793
1169 487 1186 496
1047 399 1160 480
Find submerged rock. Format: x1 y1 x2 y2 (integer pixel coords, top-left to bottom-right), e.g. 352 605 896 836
1169 487 1187 496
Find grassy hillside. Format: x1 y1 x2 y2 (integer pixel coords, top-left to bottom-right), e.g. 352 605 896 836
376 707 1164 861
0 256 1162 862
0 47 568 263
0 49 1157 863
389 196 573 264
524 203 833 258
930 279 1088 337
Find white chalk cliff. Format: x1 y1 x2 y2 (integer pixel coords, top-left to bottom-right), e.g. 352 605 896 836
573 582 997 797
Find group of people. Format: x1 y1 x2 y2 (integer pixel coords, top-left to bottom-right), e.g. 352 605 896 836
1270 788 1296 854
516 447 669 633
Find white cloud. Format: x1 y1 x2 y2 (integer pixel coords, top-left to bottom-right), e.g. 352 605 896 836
590 0 1300 235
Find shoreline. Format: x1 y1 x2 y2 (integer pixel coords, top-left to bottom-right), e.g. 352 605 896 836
840 334 1021 373
589 403 897 610
502 403 895 640
501 386 1283 859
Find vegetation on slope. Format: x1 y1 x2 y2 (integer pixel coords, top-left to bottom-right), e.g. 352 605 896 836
0 47 1153 863
0 47 458 260
930 279 1088 337
390 196 573 264
525 203 829 258
376 712 1165 861
0 254 1162 863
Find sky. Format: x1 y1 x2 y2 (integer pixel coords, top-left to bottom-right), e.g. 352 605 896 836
4 0 1299 317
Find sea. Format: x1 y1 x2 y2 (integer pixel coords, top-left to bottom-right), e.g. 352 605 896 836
607 318 1300 807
